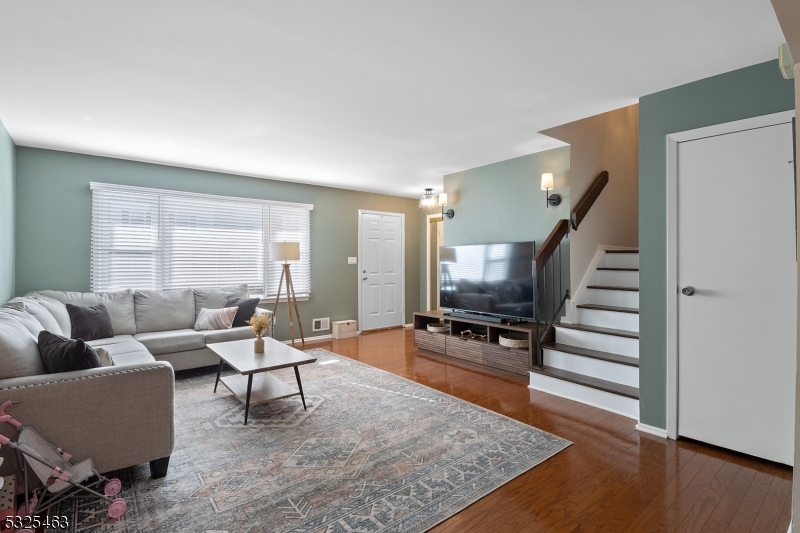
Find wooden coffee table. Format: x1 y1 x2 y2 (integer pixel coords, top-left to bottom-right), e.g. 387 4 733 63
209 337 317 425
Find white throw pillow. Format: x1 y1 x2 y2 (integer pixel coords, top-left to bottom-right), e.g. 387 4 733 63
94 347 114 367
194 307 238 331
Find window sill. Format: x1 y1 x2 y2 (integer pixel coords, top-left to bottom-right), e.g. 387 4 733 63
257 295 310 305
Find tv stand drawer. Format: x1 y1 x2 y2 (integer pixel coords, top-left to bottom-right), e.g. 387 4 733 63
414 329 446 354
483 343 529 375
445 336 484 365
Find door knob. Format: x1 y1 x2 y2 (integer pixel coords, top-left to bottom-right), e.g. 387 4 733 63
681 286 695 296
362 277 367 281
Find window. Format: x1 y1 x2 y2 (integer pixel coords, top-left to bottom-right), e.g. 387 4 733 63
90 183 312 299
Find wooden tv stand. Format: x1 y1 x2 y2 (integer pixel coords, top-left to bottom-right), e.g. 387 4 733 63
413 310 550 376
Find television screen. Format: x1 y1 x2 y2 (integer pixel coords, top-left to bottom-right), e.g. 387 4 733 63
439 242 535 320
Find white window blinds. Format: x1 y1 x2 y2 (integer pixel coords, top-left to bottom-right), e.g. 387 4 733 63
90 183 313 298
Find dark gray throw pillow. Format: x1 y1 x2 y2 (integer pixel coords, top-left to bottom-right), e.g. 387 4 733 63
66 303 114 341
38 330 103 374
225 297 260 328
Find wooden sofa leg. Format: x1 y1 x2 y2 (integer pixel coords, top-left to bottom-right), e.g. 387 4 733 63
150 456 170 478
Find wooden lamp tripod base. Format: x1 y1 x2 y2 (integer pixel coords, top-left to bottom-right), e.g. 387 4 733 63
272 262 305 347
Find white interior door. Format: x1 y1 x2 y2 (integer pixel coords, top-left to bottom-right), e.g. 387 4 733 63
359 211 404 331
677 119 796 465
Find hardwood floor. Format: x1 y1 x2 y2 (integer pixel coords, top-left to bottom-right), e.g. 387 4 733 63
301 327 793 533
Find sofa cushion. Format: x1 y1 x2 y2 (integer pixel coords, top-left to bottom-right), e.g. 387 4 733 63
86 335 136 348
24 295 71 335
112 352 159 366
0 315 46 379
134 288 195 333
203 326 256 345
34 290 136 336
0 308 44 337
193 285 248 318
5 298 63 336
99 339 152 358
67 303 114 341
88 339 154 366
133 329 206 356
38 331 104 374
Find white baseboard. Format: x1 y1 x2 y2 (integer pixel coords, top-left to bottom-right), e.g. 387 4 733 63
635 423 668 439
404 323 413 328
281 333 334 345
787 521 791 533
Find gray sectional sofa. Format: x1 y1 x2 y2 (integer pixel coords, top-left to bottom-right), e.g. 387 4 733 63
0 284 273 482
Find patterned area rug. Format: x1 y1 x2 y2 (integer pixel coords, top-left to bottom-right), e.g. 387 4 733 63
50 349 570 533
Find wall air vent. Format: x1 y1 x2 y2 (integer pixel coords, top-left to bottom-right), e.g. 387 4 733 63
312 318 330 332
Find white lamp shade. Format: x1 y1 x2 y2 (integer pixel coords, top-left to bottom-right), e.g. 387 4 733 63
541 173 554 190
438 193 448 206
271 241 300 261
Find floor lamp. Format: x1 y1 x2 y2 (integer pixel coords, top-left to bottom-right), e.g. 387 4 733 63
271 241 305 347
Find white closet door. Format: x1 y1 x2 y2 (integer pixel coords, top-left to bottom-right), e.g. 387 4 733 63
677 120 796 465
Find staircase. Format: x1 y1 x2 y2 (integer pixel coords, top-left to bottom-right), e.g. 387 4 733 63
529 249 639 419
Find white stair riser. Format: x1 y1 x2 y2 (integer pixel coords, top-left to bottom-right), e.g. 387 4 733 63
586 288 639 308
604 253 639 269
529 372 639 419
593 270 639 288
575 308 639 332
543 349 639 388
555 327 639 358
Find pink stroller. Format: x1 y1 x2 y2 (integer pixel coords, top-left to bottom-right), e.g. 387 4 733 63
0 400 126 526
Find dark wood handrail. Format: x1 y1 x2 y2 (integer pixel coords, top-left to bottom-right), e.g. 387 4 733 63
570 170 609 230
534 218 569 273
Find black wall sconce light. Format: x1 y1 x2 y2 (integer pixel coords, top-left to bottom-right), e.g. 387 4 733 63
541 173 561 208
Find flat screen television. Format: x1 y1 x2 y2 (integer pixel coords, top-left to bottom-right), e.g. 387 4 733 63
439 242 535 321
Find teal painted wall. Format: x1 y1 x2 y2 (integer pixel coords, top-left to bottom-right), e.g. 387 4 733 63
0 120 14 303
442 146 571 249
639 60 795 429
14 148 423 341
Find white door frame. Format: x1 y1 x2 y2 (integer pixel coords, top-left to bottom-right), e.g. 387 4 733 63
357 209 406 333
665 110 796 439
425 213 443 311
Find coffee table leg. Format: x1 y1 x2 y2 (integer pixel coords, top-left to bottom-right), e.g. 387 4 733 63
244 374 253 425
294 366 307 410
214 359 224 393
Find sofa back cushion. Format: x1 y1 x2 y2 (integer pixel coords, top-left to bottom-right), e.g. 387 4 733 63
193 285 248 318
4 298 63 336
24 295 72 335
34 290 136 336
134 288 195 333
0 313 47 379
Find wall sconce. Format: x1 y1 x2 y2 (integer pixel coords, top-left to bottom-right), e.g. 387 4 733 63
439 193 454 219
541 173 561 208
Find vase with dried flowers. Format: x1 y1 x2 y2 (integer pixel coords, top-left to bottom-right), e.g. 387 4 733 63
247 313 272 354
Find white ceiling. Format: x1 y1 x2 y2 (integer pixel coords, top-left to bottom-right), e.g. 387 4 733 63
0 1 786 198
